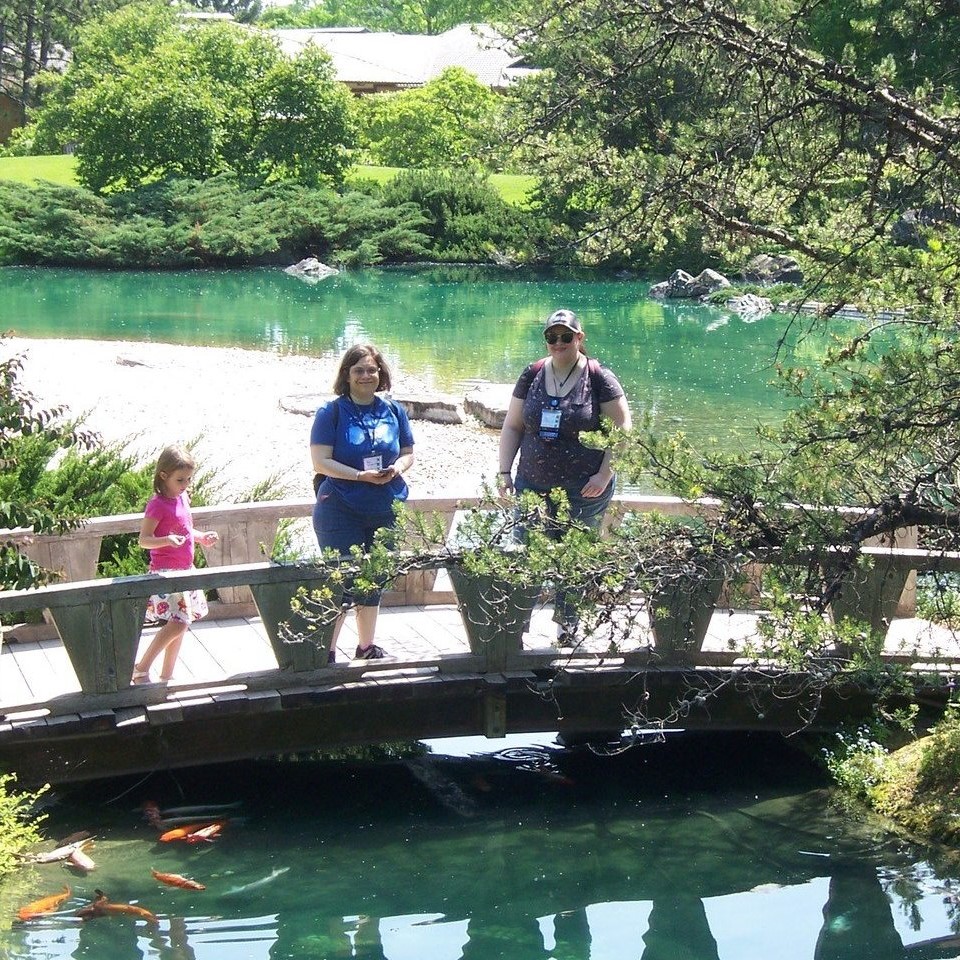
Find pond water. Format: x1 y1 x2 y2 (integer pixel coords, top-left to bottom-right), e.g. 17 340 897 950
2 732 959 960
2 265 859 447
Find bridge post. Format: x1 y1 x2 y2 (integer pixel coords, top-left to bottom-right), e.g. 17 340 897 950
249 576 340 671
648 566 725 661
447 568 539 672
48 597 148 693
827 552 912 641
208 516 280 605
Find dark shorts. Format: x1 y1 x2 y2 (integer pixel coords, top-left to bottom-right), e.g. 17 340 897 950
513 476 615 627
313 489 397 606
513 476 615 539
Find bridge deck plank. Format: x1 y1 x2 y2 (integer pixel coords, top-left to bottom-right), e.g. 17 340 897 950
3 604 960 720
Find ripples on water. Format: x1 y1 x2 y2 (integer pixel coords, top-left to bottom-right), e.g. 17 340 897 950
2 265 872 452
2 732 958 960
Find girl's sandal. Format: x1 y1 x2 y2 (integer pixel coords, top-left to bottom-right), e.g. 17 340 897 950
131 669 153 685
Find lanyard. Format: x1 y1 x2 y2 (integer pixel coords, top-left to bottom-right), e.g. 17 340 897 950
547 360 581 408
346 398 379 451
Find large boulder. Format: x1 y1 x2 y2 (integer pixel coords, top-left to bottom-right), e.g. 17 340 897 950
284 258 339 282
649 268 731 299
726 293 774 319
392 393 464 425
741 253 803 286
891 206 960 248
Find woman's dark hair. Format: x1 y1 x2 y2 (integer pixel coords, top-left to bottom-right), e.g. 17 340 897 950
332 344 392 396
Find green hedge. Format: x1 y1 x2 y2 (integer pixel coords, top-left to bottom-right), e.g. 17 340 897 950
0 171 546 268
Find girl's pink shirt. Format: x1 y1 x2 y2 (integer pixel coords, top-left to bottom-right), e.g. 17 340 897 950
144 491 195 571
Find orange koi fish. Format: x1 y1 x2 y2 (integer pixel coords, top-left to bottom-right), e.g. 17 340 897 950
75 890 158 924
158 822 212 842
151 868 206 891
17 886 71 921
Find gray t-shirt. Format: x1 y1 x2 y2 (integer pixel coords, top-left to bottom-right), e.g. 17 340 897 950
513 359 625 490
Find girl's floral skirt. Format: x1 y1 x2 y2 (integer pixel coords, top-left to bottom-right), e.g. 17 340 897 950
146 568 208 625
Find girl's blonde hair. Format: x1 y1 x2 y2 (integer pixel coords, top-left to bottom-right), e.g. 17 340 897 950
153 444 196 494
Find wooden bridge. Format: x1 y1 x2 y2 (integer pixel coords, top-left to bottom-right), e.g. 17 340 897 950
0 496 956 785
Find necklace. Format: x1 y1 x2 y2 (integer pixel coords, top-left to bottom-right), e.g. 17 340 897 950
551 358 581 396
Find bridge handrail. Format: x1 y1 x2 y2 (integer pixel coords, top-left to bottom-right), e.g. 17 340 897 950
0 512 951 703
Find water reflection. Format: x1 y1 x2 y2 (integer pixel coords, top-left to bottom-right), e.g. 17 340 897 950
1 265 867 448
3 735 957 960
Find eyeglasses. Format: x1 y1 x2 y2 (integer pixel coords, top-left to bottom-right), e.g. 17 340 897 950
351 366 380 376
544 331 575 344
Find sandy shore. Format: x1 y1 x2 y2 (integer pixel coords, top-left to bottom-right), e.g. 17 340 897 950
8 337 501 501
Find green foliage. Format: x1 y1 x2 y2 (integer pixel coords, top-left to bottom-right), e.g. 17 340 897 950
823 726 893 804
357 68 503 169
0 775 48 880
823 711 960 844
0 348 95 588
381 168 543 262
917 708 960 795
0 174 434 267
916 573 960 627
802 0 960 93
25 1 355 192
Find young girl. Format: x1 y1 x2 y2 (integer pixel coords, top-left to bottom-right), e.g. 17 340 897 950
132 445 219 685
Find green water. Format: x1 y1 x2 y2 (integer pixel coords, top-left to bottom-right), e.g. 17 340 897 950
1 265 856 446
2 733 957 960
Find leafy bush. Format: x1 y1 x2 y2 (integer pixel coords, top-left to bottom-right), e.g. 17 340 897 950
0 174 435 267
916 572 960 627
357 68 503 170
0 775 48 879
382 169 544 263
822 726 892 803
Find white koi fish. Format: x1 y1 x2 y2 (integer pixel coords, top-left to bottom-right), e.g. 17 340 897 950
222 866 290 897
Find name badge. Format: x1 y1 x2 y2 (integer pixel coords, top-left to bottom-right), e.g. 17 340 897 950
539 408 562 441
363 455 383 472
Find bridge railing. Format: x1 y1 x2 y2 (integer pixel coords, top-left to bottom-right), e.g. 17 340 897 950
4 494 743 617
0 495 944 691
0 542 953 706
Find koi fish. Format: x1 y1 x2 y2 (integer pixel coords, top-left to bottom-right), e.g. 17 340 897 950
223 866 290 897
142 801 162 829
75 890 158 925
182 822 223 843
158 822 215 842
26 836 95 864
68 845 96 872
143 800 240 829
17 886 71 921
157 802 242 818
151 868 206 891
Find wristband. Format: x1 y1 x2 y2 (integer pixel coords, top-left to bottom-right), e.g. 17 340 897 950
498 471 511 476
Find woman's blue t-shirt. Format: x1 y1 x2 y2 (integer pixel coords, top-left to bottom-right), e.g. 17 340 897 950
310 395 414 514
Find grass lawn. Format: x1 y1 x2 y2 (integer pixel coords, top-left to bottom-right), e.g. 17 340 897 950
0 154 79 185
347 165 536 205
0 156 538 205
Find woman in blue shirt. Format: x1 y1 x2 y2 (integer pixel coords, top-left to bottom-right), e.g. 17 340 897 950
311 343 415 660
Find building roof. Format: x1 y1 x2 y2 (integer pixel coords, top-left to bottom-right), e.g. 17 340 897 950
271 23 537 91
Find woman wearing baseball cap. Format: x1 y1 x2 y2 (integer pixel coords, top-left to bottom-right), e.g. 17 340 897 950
497 309 631 639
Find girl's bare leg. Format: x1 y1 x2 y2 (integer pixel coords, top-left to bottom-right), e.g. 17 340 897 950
136 620 187 678
159 628 186 682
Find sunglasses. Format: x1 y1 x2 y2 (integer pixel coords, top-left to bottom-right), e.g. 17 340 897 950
544 331 576 344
